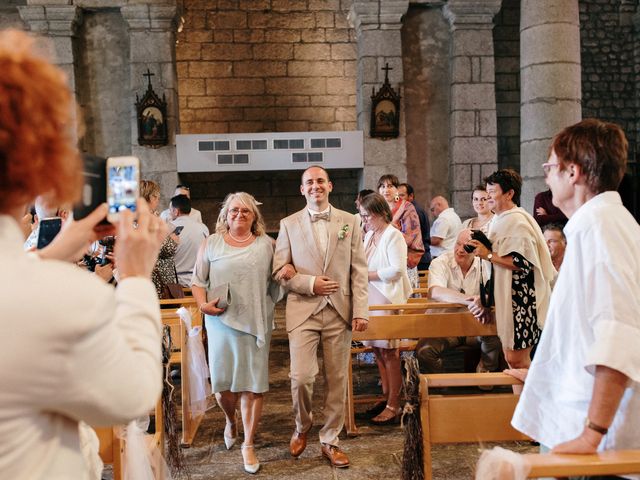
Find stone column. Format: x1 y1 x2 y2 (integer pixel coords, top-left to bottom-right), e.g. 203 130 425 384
520 0 581 211
18 3 82 96
349 0 409 189
443 0 502 219
121 3 179 196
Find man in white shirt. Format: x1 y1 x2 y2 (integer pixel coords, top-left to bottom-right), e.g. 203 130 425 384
169 194 209 286
416 229 501 374
429 196 462 258
509 119 640 477
160 184 203 224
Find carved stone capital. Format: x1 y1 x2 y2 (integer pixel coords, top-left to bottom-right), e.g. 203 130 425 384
18 5 81 36
348 0 409 32
121 4 177 31
443 0 502 29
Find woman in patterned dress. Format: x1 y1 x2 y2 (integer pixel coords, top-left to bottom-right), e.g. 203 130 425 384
377 174 424 289
467 170 555 372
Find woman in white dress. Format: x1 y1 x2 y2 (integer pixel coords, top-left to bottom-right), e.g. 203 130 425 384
462 184 494 234
192 192 281 474
359 193 412 425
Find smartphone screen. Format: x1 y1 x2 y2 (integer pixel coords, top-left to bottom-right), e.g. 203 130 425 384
173 225 184 235
107 161 139 218
37 218 62 249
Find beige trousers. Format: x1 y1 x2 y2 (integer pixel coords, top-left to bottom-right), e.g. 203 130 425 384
288 305 351 446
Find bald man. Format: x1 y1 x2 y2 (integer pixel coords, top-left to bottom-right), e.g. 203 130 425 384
429 196 462 258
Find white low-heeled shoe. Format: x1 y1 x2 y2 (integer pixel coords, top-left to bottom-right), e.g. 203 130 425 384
241 444 260 474
224 421 237 450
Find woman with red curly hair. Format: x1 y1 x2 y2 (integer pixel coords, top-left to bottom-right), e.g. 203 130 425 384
0 30 169 479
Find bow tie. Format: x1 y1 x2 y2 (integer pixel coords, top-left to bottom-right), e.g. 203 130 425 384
311 212 330 222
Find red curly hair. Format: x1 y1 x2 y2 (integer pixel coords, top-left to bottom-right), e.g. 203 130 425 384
0 30 82 214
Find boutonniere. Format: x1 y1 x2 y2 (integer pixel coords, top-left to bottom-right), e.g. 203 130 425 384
338 224 349 240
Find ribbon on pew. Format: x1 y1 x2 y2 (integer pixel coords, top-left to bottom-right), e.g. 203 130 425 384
475 446 531 480
116 417 171 480
177 306 210 419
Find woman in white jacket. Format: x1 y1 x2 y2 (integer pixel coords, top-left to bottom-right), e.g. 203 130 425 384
359 193 412 425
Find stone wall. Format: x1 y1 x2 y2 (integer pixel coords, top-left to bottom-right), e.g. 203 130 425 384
579 0 638 154
493 0 520 173
175 0 357 134
402 4 451 211
0 3 26 30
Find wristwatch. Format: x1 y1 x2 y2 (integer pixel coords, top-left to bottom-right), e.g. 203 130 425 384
486 253 493 262
585 418 608 435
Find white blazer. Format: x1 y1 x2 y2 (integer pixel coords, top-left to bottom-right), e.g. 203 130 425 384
364 224 412 304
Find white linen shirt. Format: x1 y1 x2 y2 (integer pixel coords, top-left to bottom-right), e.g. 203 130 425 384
512 192 640 477
429 208 462 257
0 215 162 480
428 251 488 295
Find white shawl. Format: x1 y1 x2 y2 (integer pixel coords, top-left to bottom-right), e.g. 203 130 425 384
488 207 556 349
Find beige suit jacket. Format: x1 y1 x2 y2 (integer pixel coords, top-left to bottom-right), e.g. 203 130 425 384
273 206 369 332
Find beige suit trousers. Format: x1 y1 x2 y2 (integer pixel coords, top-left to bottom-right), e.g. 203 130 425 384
288 304 351 446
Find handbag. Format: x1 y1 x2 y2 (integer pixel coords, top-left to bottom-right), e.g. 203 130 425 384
207 282 232 309
161 265 185 300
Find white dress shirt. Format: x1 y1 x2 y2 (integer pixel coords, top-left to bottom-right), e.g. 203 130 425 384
512 192 640 478
308 206 331 313
428 251 488 295
172 215 210 286
430 207 462 257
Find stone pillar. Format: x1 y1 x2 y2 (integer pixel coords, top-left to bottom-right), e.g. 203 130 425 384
121 3 179 197
18 3 81 95
520 0 581 211
444 0 502 219
349 0 409 189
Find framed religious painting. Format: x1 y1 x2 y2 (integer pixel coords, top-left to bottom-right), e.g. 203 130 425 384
135 69 168 148
370 63 401 139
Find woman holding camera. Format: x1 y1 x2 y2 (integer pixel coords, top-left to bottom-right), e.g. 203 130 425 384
467 170 555 372
0 30 167 479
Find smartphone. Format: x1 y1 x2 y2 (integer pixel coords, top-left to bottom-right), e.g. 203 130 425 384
73 154 108 223
173 225 184 235
106 156 140 224
37 217 62 249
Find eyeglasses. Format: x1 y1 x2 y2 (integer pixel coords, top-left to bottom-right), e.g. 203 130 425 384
360 214 370 220
542 162 560 176
229 207 252 217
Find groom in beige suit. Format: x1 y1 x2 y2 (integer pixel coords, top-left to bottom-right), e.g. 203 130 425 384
273 166 368 468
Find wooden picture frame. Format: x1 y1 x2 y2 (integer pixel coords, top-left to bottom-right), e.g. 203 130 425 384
370 63 401 139
135 69 168 148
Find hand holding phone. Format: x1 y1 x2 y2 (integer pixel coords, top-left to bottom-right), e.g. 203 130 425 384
106 156 140 224
172 225 184 235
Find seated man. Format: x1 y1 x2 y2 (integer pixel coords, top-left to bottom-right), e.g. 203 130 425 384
169 194 209 286
416 229 502 374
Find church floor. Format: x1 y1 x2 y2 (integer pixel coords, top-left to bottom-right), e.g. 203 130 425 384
107 304 536 479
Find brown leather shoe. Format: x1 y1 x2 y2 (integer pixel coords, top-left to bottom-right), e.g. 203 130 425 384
321 443 350 468
289 429 309 457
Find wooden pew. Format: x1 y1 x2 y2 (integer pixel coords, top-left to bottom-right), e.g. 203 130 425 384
419 373 640 479
96 398 164 480
345 308 495 436
161 306 206 447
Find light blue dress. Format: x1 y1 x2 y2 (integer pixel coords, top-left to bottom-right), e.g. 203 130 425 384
192 234 278 394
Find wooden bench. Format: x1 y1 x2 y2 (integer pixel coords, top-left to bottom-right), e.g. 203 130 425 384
345 307 495 436
96 398 164 480
419 373 640 479
161 305 207 447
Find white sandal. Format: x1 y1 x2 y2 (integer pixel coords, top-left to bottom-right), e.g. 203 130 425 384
241 444 260 474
